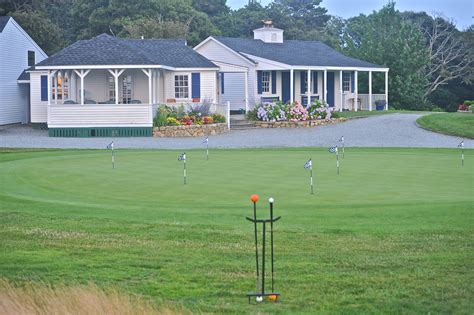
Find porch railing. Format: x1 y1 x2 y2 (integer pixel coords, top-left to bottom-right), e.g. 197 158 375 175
48 103 153 128
358 94 387 110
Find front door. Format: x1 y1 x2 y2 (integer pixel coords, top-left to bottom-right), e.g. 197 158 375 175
327 72 335 107
281 71 290 104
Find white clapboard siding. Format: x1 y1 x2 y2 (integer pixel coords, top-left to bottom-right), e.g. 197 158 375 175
222 73 246 110
163 70 217 104
29 71 48 123
200 71 217 102
0 18 47 125
48 104 152 128
195 39 257 108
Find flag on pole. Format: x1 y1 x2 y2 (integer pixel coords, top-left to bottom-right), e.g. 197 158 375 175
203 136 209 160
178 152 187 184
106 141 115 169
458 141 464 166
304 158 314 194
339 136 345 158
329 145 340 174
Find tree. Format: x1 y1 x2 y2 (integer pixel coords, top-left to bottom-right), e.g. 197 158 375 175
121 16 191 39
342 3 429 109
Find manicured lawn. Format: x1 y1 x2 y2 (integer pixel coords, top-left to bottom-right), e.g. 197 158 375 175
0 148 473 313
417 112 474 139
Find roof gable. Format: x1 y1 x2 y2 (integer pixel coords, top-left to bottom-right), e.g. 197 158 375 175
0 16 11 32
37 34 217 68
213 36 384 69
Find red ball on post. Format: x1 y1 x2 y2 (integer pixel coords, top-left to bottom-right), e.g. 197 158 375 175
250 194 259 203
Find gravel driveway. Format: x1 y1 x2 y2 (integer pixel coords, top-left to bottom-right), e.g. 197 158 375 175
0 114 471 149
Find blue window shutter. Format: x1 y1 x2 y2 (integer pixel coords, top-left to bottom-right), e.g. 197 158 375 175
220 73 224 94
271 71 276 94
351 71 355 92
312 71 318 94
257 71 262 94
300 71 306 94
40 75 48 101
191 73 200 99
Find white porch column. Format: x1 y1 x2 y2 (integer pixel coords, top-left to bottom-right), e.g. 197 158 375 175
47 70 52 106
354 70 358 112
307 69 311 105
107 69 124 104
385 71 389 110
244 70 249 112
290 69 294 103
157 71 161 103
54 72 58 105
323 69 327 103
74 69 91 105
141 69 152 104
368 71 373 111
339 70 343 112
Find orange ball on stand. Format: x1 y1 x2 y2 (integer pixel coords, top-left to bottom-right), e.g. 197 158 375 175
268 294 278 301
250 194 259 203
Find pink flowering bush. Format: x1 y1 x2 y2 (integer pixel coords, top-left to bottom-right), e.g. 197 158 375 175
287 102 308 121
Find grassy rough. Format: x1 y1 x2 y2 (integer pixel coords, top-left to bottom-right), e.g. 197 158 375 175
417 112 474 139
0 148 473 314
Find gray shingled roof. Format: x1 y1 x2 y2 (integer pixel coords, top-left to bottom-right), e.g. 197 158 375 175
36 34 217 68
17 68 31 81
214 36 384 68
0 16 10 32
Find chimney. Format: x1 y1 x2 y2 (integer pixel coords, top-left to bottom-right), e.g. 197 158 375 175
253 20 284 43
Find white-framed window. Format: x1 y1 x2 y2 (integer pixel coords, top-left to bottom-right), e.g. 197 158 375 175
107 76 115 102
262 71 271 93
174 75 189 99
343 72 351 92
122 75 132 103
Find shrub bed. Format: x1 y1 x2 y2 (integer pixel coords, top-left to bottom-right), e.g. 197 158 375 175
153 103 226 127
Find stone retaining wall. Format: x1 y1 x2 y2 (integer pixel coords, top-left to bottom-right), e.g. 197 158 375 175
153 123 228 137
254 118 347 128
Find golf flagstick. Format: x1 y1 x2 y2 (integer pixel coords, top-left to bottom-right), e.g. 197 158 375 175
329 146 339 174
178 152 186 184
203 136 209 160
340 136 345 159
458 141 464 166
251 195 260 295
269 197 275 292
107 141 115 169
304 159 313 194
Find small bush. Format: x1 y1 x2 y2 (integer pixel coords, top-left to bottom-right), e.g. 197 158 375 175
202 116 214 124
211 114 226 123
246 107 258 121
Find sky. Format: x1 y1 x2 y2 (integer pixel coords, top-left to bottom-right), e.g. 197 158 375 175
227 0 474 30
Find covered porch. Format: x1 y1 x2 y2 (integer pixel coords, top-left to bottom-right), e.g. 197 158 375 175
255 67 389 111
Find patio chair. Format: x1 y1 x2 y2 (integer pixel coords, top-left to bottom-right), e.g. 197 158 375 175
104 99 115 104
130 99 142 104
63 100 77 104
84 99 97 104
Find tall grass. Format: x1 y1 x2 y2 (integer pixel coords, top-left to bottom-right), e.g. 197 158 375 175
0 279 187 315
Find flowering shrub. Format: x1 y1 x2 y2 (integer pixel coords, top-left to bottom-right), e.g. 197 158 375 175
458 104 468 111
202 116 214 124
255 100 333 122
287 102 308 121
166 117 180 125
153 103 226 126
257 101 287 121
307 100 332 120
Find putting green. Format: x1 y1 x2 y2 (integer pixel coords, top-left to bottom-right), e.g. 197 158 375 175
0 148 472 313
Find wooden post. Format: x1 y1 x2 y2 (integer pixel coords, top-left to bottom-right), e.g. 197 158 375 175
290 69 294 103
323 69 327 103
54 71 58 105
245 70 249 112
47 70 52 106
108 69 124 104
368 71 372 111
354 70 358 112
307 69 311 106
385 71 389 110
74 69 90 105
339 70 343 112
141 69 152 104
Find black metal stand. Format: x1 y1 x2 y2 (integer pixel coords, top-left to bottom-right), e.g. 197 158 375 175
246 199 281 303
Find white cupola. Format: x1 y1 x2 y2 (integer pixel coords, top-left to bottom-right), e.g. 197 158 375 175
253 20 284 43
